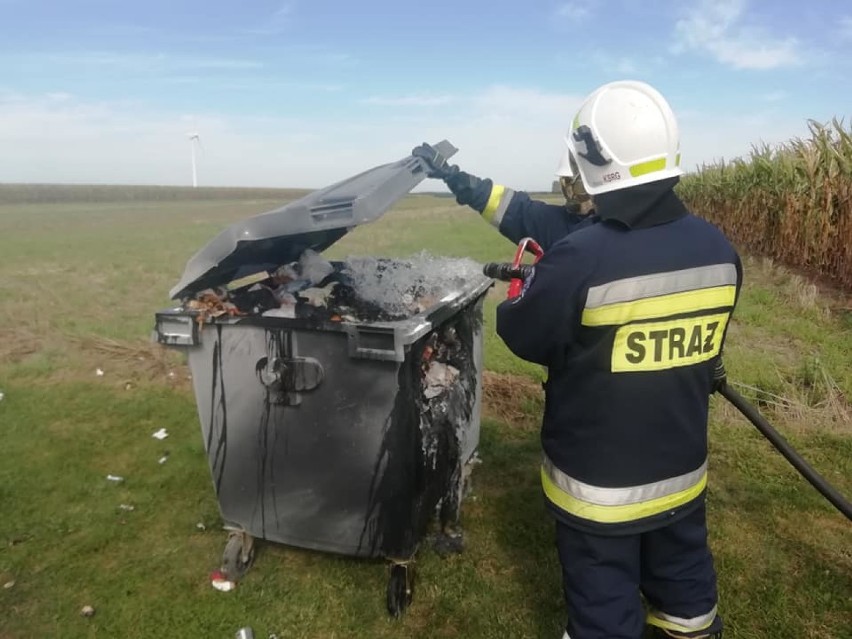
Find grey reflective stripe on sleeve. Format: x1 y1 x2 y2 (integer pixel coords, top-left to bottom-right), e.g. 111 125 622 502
585 264 738 309
648 605 719 632
542 455 708 506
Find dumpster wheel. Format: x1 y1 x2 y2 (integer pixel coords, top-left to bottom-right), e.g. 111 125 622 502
221 531 256 582
386 562 415 618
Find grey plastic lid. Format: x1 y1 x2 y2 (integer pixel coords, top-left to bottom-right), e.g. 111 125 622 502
169 140 458 299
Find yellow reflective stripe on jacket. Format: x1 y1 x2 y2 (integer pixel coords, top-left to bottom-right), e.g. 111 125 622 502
582 285 737 327
541 457 707 524
482 184 514 228
583 264 738 327
647 605 718 633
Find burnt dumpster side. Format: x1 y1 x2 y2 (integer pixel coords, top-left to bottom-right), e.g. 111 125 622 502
176 290 486 560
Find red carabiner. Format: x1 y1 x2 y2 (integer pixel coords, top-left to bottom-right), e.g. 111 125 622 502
507 237 544 300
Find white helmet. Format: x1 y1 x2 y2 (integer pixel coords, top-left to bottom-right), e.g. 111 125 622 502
554 147 575 178
562 80 682 195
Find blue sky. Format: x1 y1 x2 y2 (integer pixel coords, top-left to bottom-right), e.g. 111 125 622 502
1 0 851 189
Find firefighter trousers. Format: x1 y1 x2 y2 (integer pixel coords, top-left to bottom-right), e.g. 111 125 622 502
555 501 723 639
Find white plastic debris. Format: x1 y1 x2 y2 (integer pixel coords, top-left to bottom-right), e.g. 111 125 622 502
262 302 296 319
167 371 176 379
272 263 299 282
106 475 125 483
298 282 338 307
95 368 105 377
0 391 4 402
158 455 169 465
118 504 135 512
196 522 207 531
280 279 311 294
152 428 169 440
423 362 460 399
81 605 95 617
299 248 335 285
210 571 235 592
3 581 15 590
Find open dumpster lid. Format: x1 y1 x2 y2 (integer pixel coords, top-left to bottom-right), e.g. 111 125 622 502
169 140 458 299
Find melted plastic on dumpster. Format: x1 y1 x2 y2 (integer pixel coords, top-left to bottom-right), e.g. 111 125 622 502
358 310 479 557
340 253 484 319
208 325 229 495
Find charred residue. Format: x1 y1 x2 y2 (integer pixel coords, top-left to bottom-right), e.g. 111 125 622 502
208 325 229 495
358 311 478 558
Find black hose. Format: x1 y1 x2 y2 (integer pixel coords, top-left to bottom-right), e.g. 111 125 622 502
482 262 534 282
716 381 852 521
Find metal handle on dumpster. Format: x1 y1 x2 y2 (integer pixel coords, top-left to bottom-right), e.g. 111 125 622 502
257 356 324 406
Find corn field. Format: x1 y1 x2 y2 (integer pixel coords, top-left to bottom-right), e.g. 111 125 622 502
678 119 852 290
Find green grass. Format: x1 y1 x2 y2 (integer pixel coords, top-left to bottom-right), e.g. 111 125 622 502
0 194 850 638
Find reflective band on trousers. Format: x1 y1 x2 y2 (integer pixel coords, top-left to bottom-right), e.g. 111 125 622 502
541 455 707 524
647 605 718 634
482 185 514 228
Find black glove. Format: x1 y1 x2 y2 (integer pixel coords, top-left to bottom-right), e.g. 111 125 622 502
411 142 487 208
712 358 727 393
411 142 456 179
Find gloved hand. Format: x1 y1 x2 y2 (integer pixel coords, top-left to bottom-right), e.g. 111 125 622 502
712 358 727 393
411 142 457 179
412 142 485 208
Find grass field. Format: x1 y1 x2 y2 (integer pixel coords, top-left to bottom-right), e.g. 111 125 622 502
0 193 850 638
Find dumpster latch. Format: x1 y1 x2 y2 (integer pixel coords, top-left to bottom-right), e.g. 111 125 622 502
256 356 324 406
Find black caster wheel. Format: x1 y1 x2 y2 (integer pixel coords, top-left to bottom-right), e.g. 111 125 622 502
386 563 415 618
221 531 255 581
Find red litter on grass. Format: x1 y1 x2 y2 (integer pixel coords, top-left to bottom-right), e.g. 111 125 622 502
210 570 236 592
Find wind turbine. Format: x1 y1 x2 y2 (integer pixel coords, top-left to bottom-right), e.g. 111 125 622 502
187 130 201 187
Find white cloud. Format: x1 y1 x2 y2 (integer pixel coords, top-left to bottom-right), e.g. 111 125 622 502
839 16 852 40
33 52 265 72
274 1 295 18
554 1 593 22
0 88 817 191
361 95 458 107
241 1 296 35
615 58 638 74
674 0 801 70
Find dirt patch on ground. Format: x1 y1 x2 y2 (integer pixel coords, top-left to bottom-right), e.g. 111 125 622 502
482 371 543 426
66 335 192 392
0 328 42 363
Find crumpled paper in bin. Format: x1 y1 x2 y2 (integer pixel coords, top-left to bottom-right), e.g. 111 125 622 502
423 362 460 399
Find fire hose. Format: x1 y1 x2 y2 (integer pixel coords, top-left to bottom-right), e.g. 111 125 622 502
483 239 852 522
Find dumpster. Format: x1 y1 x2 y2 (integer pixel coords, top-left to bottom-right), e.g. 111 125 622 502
153 140 492 615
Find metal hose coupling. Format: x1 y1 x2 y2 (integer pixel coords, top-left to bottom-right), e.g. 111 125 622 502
482 262 535 282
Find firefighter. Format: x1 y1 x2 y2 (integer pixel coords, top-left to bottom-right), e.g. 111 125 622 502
422 80 741 639
411 141 596 251
503 81 742 639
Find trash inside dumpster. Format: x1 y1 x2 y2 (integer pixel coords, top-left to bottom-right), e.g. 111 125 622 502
153 140 491 616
